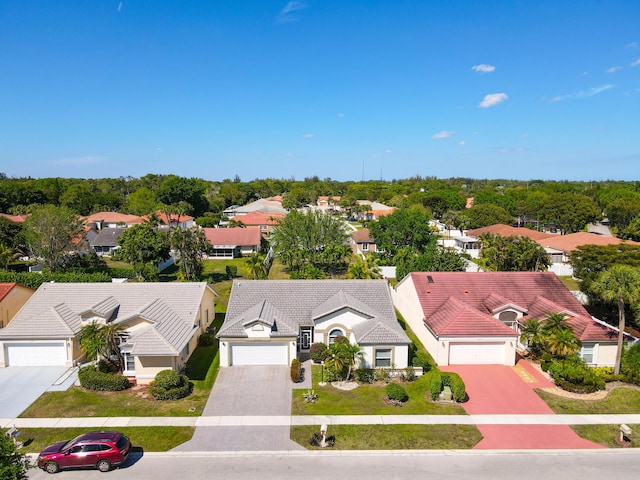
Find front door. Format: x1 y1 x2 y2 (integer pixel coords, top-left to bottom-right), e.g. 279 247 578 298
299 327 313 351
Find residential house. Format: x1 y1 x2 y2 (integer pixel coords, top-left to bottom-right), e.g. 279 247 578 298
0 283 35 329
395 271 623 367
147 211 195 230
0 213 28 223
350 228 377 256
233 211 286 235
203 227 261 258
316 196 342 212
83 212 144 230
223 197 288 219
89 228 126 256
0 282 217 384
217 280 410 368
355 201 395 221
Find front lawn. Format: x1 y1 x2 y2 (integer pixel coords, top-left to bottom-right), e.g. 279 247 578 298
292 366 465 415
20 315 223 418
290 424 482 450
571 424 640 448
19 427 194 453
536 387 640 414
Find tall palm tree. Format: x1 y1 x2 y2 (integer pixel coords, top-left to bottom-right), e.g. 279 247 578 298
77 321 127 369
542 312 571 335
592 265 640 374
78 321 104 362
519 318 547 355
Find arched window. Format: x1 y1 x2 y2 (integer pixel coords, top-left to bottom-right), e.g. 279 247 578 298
328 328 344 345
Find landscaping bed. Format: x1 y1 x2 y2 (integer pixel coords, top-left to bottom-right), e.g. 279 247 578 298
18 427 194 453
290 424 482 450
536 386 640 414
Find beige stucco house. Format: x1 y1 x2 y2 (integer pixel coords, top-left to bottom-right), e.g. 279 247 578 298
0 282 216 384
0 283 36 329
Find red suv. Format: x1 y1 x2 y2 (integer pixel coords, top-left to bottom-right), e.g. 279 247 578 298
37 430 131 474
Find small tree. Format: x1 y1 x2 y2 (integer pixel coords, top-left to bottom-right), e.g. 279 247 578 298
0 429 31 480
325 337 365 381
245 253 268 280
519 318 546 356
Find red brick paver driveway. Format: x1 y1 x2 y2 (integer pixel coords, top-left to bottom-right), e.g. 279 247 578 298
441 360 605 449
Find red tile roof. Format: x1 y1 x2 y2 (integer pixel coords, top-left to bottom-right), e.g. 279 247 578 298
203 227 261 246
151 211 195 225
466 224 553 241
234 211 285 226
407 272 617 342
0 213 28 223
83 212 144 224
351 228 373 243
536 231 639 252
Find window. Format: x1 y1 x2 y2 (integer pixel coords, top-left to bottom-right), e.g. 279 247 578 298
580 345 595 364
375 349 392 367
328 328 344 345
123 352 135 373
362 242 369 251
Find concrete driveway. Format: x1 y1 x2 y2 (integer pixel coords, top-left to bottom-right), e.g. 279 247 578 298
442 360 603 449
174 366 304 451
0 366 69 419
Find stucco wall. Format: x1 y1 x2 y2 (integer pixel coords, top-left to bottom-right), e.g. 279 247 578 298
0 285 34 328
135 356 175 384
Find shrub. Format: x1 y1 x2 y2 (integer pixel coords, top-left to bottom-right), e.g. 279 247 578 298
445 373 466 402
225 265 238 278
374 368 391 383
547 356 605 393
309 342 330 363
303 389 318 403
198 333 216 346
78 365 130 391
386 382 409 403
309 432 335 447
291 359 302 383
323 365 342 382
621 343 640 385
401 367 417 382
355 368 376 383
148 369 193 400
412 351 433 372
428 370 443 400
96 360 117 374
592 366 617 382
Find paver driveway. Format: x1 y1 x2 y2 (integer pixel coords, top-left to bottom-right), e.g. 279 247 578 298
173 366 303 451
0 366 69 419
442 360 604 449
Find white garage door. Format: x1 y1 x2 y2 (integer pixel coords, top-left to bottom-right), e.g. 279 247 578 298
5 342 67 366
230 342 289 366
449 342 505 365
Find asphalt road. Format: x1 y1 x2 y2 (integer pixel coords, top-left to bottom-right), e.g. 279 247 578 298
26 450 639 480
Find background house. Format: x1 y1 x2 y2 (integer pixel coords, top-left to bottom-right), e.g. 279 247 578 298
395 271 622 367
89 227 126 256
233 211 285 234
350 228 377 257
218 280 410 368
0 282 216 384
83 212 144 230
0 283 35 329
203 227 261 258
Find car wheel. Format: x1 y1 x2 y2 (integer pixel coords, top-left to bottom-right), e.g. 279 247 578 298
44 461 59 474
97 459 111 472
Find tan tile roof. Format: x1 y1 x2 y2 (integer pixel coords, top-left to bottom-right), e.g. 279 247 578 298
536 231 640 252
234 211 285 226
83 212 145 224
466 224 553 241
351 228 373 243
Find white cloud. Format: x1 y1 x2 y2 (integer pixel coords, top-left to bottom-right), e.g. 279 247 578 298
432 130 455 139
549 84 613 102
478 93 508 108
303 133 314 138
287 152 295 157
276 1 308 23
520 133 529 138
631 58 640 67
384 149 393 154
337 113 344 118
627 42 639 50
472 64 495 73
52 156 107 166
607 66 623 73
117 1 123 13
457 141 467 146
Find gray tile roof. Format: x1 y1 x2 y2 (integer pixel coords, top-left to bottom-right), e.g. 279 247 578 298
0 282 213 356
219 280 410 345
89 228 125 247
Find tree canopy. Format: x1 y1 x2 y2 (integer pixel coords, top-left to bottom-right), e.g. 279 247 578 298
538 193 600 234
118 223 170 281
478 233 550 272
368 208 437 261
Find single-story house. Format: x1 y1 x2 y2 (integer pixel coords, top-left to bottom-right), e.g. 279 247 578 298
217 280 411 368
0 282 216 384
395 271 623 367
89 228 126 256
203 227 261 258
223 197 287 219
147 211 195 230
83 212 144 230
350 228 377 256
0 283 36 329
233 211 286 234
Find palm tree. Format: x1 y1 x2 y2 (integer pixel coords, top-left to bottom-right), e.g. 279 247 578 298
542 312 571 335
78 321 103 362
77 321 127 369
592 265 640 374
245 253 267 279
546 328 581 358
519 318 547 355
326 337 365 381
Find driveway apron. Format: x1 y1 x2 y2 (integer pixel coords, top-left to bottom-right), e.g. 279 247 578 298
0 366 69 419
441 360 603 449
173 366 304 451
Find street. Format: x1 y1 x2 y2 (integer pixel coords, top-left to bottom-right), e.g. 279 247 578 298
27 449 638 480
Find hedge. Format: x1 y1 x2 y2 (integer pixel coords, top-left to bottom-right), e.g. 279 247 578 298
547 356 605 393
148 370 193 400
291 359 302 383
386 382 409 402
442 373 466 402
0 271 112 289
428 370 443 400
78 365 131 391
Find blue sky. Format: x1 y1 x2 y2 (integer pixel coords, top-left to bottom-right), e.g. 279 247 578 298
0 0 638 182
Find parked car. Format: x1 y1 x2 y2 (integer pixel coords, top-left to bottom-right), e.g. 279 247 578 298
37 430 131 474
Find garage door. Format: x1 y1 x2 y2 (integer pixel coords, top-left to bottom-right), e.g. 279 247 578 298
449 342 505 365
230 342 288 366
5 342 67 366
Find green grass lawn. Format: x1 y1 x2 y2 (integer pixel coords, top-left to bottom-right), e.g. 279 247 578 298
20 314 224 418
558 276 580 291
536 387 640 414
290 424 482 450
571 424 640 448
19 427 194 453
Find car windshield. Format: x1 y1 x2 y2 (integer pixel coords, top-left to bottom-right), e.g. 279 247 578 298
59 435 83 452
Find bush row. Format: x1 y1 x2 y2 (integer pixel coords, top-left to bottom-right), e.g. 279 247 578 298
78 365 131 391
0 271 112 289
545 356 605 393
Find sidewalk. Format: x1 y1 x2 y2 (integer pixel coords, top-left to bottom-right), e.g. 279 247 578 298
4 413 640 429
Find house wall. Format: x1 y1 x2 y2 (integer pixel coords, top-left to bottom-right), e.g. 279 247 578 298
313 309 368 343
595 343 617 367
0 285 34 328
360 344 409 369
135 356 175 384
